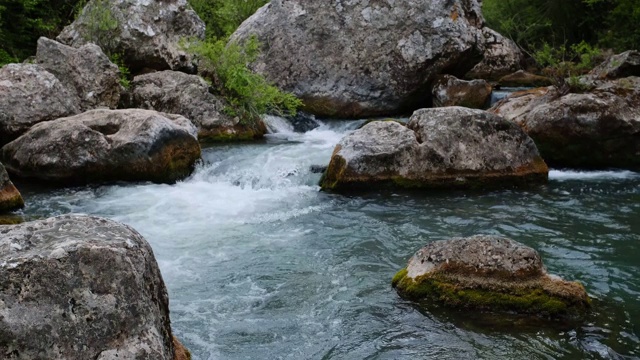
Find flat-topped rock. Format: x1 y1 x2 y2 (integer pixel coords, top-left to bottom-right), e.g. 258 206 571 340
0 215 185 359
490 80 640 169
320 107 548 192
2 109 201 185
498 70 554 88
432 75 492 109
393 235 591 316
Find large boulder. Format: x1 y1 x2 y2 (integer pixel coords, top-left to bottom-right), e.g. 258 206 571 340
392 235 591 316
2 109 201 184
320 107 548 192
57 0 205 73
431 75 492 109
130 70 265 142
465 28 524 81
589 50 640 80
0 162 23 213
491 80 640 169
0 215 185 359
0 64 80 146
36 37 121 111
231 0 516 118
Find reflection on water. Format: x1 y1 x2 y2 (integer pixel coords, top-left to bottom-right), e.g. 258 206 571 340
13 118 640 360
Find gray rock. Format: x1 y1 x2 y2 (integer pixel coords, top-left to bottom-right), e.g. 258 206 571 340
2 109 201 184
320 107 548 191
0 64 80 146
490 86 561 124
392 235 591 316
130 70 264 142
0 162 23 212
589 50 640 80
465 28 524 81
231 0 510 118
491 80 640 169
57 0 205 73
0 215 179 359
432 75 492 109
36 37 121 111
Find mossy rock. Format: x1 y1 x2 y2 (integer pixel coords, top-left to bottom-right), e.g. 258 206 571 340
392 236 591 318
393 268 590 317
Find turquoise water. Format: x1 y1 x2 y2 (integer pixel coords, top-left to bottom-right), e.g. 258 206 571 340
15 120 640 359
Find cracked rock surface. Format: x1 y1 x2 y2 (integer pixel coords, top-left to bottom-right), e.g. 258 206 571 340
0 215 177 359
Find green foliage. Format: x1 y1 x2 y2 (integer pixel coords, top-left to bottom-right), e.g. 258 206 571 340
533 41 603 78
189 36 302 123
188 0 267 40
186 0 301 123
0 0 85 63
483 0 640 56
109 53 131 89
80 0 118 50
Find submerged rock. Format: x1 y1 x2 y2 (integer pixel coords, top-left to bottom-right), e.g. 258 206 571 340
320 107 548 192
57 0 205 73
130 70 264 142
431 75 492 109
286 112 320 133
2 109 201 185
589 50 640 80
0 64 80 146
392 235 591 316
0 215 185 359
231 0 517 118
491 80 640 169
0 161 23 212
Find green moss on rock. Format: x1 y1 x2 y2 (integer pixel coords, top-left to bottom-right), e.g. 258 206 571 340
392 267 590 317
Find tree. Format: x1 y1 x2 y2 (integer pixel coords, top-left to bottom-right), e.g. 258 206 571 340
0 0 84 64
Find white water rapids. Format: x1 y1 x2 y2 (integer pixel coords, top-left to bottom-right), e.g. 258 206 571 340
18 116 640 359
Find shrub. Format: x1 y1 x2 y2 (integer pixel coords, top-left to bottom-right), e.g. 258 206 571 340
188 0 267 40
109 53 131 89
80 0 119 51
0 0 84 62
189 36 302 123
533 41 603 77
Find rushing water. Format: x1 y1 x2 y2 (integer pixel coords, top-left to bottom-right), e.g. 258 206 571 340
13 118 640 360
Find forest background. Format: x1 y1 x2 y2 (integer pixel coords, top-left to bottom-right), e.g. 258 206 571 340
1 0 639 66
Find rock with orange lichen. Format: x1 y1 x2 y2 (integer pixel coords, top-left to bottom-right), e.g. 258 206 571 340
320 107 548 192
393 235 591 317
0 162 23 212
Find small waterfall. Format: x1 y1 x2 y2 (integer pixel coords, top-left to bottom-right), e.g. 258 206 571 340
490 87 532 106
263 115 295 134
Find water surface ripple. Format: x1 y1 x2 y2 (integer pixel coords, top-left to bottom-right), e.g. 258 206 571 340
16 120 640 360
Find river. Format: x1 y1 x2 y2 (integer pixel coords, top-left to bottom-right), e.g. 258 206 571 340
15 118 640 359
